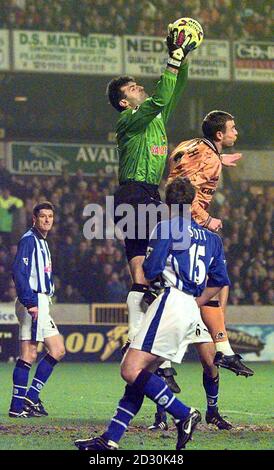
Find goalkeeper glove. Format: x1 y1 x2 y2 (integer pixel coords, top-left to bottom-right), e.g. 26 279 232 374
142 277 165 307
166 24 197 69
142 289 158 307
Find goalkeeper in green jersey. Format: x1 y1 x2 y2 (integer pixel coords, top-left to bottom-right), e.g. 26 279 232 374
106 28 195 394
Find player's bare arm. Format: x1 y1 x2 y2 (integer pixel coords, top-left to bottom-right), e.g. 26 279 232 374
196 286 223 307
221 152 242 167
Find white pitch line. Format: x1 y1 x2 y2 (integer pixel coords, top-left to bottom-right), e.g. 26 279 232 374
90 402 272 417
222 409 273 418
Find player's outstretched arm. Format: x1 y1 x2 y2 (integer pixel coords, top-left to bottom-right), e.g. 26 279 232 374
206 217 222 232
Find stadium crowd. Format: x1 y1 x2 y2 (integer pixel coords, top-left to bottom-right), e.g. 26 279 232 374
0 160 273 306
0 0 272 40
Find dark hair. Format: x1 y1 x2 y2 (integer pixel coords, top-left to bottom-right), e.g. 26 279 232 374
106 75 135 112
202 110 234 140
165 177 195 212
33 201 54 217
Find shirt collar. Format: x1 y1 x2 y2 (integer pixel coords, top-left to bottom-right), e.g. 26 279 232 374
202 137 220 156
31 227 46 240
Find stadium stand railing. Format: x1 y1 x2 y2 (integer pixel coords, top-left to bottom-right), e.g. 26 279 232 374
90 303 128 325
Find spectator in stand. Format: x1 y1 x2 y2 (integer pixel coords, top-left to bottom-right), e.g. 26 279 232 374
265 251 273 272
113 248 127 272
240 250 251 277
260 279 272 301
250 291 262 306
265 288 274 306
229 265 241 285
0 264 10 298
230 294 240 305
105 272 128 303
0 160 11 189
231 282 245 303
1 283 17 302
242 277 253 304
75 252 105 303
0 187 24 246
56 284 84 303
0 247 9 267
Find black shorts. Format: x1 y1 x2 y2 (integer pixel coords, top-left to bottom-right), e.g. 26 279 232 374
114 180 162 261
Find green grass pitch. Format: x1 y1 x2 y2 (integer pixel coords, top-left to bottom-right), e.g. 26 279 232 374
0 362 273 450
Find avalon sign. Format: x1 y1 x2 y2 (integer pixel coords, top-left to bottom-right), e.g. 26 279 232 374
8 142 118 176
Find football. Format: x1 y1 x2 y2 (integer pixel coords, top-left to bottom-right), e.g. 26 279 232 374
169 17 204 51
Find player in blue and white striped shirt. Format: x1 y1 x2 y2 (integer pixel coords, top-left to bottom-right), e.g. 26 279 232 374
9 202 65 418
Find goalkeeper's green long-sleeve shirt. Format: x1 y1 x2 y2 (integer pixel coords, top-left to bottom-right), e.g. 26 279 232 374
116 63 189 186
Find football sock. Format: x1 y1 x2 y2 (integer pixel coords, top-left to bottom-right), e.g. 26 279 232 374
158 360 171 369
156 362 172 409
26 354 58 403
10 359 31 412
134 369 190 420
215 340 234 356
203 372 219 413
201 302 234 355
127 284 148 340
103 384 144 444
156 403 167 421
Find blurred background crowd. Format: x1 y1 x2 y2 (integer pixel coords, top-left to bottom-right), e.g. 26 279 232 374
0 160 273 306
0 0 272 40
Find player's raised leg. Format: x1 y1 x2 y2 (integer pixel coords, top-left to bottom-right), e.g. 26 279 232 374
201 299 254 377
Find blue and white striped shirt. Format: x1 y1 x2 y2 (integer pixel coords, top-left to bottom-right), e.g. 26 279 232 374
12 227 54 308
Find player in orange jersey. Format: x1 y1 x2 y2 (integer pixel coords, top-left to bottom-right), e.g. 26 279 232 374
167 110 253 376
148 112 253 433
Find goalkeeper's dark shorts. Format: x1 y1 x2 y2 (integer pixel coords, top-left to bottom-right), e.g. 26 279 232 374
114 180 162 262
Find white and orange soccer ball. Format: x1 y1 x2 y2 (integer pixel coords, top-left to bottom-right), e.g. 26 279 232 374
169 17 204 51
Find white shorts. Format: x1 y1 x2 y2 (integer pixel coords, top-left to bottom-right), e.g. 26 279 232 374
15 293 59 342
130 287 212 363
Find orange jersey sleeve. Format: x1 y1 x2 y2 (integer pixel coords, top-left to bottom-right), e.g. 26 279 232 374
167 138 222 226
